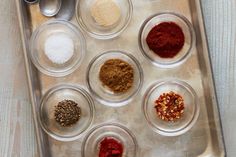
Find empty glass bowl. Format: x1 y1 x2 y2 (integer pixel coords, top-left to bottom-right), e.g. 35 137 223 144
30 20 86 77
86 50 143 107
81 123 138 157
143 79 200 136
76 0 133 39
139 12 195 68
38 84 95 141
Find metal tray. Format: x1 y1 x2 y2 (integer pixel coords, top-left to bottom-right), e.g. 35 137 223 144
16 0 226 156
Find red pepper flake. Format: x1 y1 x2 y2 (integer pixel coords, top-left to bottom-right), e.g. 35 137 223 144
146 22 185 58
98 137 123 157
154 91 185 122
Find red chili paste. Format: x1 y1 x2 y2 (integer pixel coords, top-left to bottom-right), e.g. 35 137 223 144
146 22 185 58
99 137 123 157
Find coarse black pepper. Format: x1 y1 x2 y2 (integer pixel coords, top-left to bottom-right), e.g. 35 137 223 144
54 100 81 127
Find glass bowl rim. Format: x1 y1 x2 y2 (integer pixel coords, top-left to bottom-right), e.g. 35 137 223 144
30 19 86 77
142 79 200 136
81 122 138 157
75 0 133 40
38 84 95 141
138 12 196 68
86 50 144 107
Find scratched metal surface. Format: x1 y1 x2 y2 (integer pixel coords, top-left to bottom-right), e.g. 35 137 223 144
15 0 226 157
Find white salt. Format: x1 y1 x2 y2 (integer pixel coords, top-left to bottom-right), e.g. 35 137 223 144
44 34 74 64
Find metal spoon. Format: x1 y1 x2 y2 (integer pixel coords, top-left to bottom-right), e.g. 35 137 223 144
24 0 39 4
56 0 75 21
39 0 62 17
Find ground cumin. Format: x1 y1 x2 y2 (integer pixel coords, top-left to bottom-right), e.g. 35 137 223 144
99 59 134 93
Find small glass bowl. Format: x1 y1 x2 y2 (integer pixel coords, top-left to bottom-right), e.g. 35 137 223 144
38 84 95 141
86 50 143 107
142 79 199 136
81 123 138 157
30 20 86 77
139 12 195 68
76 0 133 39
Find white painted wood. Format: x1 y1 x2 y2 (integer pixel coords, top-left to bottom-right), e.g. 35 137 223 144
202 0 236 156
0 0 37 157
0 0 235 156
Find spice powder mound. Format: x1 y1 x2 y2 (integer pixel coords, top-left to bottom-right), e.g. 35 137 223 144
54 100 81 127
99 59 134 93
154 91 185 122
98 137 123 157
146 22 185 58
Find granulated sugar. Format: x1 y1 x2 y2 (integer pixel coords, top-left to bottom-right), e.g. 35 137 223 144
44 34 74 64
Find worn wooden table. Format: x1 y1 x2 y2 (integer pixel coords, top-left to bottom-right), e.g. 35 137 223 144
0 0 235 156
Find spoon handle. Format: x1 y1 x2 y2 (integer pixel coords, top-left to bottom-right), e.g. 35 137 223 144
56 0 75 21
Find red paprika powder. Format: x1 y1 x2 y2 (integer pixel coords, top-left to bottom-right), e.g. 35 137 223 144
99 137 123 157
146 22 185 58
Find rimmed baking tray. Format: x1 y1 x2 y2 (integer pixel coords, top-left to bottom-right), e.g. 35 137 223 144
16 0 226 156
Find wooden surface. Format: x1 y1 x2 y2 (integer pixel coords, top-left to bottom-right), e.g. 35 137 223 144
0 0 235 156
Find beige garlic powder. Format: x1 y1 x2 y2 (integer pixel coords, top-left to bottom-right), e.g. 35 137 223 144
90 0 121 27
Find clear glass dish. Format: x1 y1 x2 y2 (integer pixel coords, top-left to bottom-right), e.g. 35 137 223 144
76 0 133 39
86 50 143 107
142 79 200 136
139 12 195 68
81 123 138 157
38 84 95 141
30 20 86 77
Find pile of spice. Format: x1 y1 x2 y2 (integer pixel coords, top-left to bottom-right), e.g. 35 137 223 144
44 34 74 64
54 100 81 127
98 137 123 157
99 59 134 93
90 0 121 27
154 91 185 122
146 22 185 58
